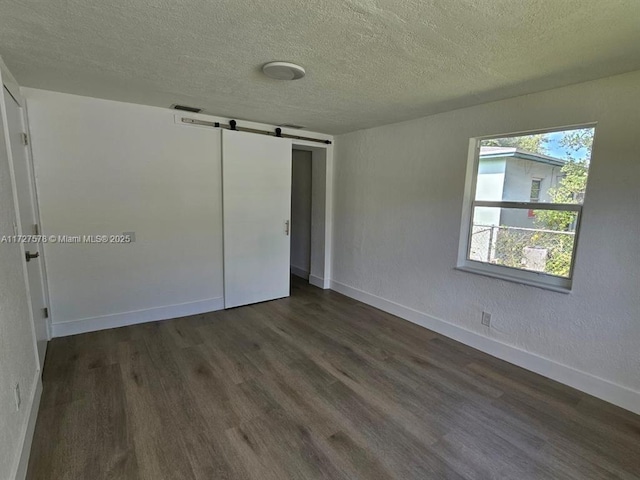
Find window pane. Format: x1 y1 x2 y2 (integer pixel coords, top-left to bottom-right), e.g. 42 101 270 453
469 207 578 278
475 127 594 204
529 179 541 202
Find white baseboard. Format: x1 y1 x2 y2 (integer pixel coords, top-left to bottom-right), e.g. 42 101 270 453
52 297 225 337
12 372 42 480
330 280 640 416
309 274 330 290
290 265 310 280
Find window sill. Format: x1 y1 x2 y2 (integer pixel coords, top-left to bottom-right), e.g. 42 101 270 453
455 265 572 294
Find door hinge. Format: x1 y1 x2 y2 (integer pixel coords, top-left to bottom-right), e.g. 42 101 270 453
33 224 39 236
43 307 49 319
21 133 29 146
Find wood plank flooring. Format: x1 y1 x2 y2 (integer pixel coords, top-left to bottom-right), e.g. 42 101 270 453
27 278 640 479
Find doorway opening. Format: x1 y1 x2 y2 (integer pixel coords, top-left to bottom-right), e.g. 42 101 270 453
290 149 312 282
289 142 332 290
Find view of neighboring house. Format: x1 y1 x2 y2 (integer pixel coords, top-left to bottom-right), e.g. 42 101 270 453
470 146 572 272
474 146 566 228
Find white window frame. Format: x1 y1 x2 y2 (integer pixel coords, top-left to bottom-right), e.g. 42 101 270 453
456 124 596 293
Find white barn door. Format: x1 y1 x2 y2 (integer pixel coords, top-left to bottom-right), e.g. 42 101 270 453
222 129 292 308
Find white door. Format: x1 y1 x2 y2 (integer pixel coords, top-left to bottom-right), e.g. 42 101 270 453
4 87 49 368
222 129 292 308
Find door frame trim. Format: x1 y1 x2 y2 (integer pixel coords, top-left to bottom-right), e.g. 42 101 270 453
291 141 333 288
0 56 21 107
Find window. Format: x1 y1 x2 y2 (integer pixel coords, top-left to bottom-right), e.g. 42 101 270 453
529 179 542 202
528 179 542 217
458 125 596 291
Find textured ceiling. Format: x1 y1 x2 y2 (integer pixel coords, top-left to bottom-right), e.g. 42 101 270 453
1 0 639 134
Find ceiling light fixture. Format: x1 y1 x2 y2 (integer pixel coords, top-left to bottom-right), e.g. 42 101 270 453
262 61 306 80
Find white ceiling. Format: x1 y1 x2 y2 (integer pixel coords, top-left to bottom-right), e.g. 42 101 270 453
1 0 639 134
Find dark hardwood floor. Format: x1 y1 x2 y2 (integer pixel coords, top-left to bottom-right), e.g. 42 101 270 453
27 278 640 479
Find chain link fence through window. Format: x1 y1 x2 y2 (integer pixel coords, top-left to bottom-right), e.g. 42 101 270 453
470 224 575 278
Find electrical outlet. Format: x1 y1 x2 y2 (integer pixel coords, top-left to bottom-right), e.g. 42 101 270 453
14 383 21 411
481 311 491 327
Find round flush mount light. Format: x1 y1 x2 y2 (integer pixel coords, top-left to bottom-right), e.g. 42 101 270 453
262 61 306 80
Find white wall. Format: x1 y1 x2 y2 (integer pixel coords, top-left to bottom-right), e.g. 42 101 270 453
332 71 640 412
24 89 334 335
25 89 225 335
290 149 312 277
0 79 39 479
